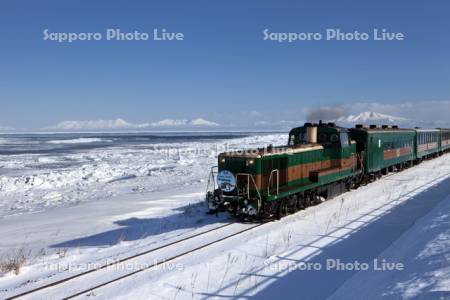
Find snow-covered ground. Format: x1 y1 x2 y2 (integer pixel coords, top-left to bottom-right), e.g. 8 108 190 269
0 133 449 300
95 155 450 300
0 133 286 218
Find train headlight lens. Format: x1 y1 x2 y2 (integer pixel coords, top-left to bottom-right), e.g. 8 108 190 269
247 159 255 165
220 157 226 163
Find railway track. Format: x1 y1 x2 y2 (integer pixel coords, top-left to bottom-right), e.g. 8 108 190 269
4 222 265 300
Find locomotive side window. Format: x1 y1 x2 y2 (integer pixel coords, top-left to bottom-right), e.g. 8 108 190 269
330 134 339 143
316 132 343 148
318 133 328 144
299 133 307 144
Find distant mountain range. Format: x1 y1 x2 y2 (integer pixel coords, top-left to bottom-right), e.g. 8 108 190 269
332 111 446 129
335 112 407 124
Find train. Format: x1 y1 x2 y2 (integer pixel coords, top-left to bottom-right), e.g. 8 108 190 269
205 122 450 220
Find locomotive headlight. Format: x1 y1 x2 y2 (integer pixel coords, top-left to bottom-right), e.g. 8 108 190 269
220 157 226 163
247 159 255 166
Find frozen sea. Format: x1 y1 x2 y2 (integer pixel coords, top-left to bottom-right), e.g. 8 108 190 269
0 132 286 218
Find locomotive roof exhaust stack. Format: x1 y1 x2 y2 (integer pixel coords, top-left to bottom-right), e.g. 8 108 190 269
306 126 318 144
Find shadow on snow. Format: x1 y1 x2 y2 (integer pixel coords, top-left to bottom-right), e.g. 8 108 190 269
200 175 450 300
51 202 230 248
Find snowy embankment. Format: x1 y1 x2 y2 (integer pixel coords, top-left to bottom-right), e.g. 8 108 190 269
88 154 450 300
0 134 286 217
329 193 450 300
0 139 449 299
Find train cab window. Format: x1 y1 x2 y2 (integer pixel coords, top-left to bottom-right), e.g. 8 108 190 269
340 133 350 147
288 135 295 146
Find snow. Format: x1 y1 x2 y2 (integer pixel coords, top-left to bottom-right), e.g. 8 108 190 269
0 134 449 300
151 119 190 126
101 155 449 300
0 134 286 218
329 195 450 299
46 138 107 144
189 118 219 127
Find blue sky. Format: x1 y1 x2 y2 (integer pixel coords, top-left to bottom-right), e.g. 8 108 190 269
1 0 449 130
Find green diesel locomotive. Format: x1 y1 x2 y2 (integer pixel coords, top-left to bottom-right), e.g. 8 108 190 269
205 122 450 219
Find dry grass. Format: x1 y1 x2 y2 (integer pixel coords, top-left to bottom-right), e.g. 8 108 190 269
56 248 68 259
0 248 27 275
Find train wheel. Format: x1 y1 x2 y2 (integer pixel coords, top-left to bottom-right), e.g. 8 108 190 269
276 199 288 220
287 195 298 213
